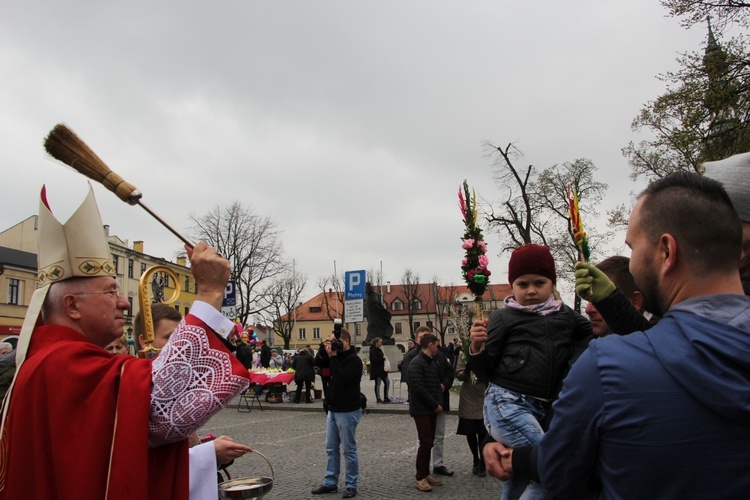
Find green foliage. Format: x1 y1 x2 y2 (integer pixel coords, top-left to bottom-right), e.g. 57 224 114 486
624 30 750 181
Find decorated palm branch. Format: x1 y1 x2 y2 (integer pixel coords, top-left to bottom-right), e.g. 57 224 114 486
567 185 590 263
459 180 491 321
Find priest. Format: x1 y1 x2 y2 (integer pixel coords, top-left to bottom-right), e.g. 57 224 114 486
0 185 250 499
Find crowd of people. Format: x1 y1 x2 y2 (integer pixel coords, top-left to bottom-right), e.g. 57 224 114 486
0 152 748 499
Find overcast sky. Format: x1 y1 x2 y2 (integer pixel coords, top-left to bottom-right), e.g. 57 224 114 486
1 1 714 301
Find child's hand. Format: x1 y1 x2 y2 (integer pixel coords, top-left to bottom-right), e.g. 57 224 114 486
469 319 489 353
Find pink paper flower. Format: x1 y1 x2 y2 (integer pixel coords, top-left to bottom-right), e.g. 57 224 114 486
478 255 489 268
462 238 475 249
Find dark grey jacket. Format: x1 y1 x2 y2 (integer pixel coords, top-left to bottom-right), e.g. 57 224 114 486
408 351 442 417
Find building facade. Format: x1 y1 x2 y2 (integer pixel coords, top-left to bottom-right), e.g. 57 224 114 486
275 282 512 351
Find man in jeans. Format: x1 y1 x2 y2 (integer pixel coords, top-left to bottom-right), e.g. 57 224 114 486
312 328 363 499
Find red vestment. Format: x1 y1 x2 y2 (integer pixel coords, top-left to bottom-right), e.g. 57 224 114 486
0 314 248 500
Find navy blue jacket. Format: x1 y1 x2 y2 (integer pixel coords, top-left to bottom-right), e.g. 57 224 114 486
538 295 750 499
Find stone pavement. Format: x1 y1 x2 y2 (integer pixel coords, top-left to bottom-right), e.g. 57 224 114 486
202 375 505 499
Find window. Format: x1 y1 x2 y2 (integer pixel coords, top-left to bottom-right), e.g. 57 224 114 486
426 321 433 329
313 327 320 340
112 255 120 274
395 322 402 335
128 259 134 278
299 328 306 340
140 263 147 276
310 306 322 313
184 276 190 291
7 278 21 305
127 297 133 313
411 299 422 310
184 306 190 316
392 300 404 311
413 322 421 331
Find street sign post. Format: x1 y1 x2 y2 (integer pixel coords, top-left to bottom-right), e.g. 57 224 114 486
221 279 237 320
344 270 366 323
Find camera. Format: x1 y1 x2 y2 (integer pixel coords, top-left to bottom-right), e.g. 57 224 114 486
331 319 344 352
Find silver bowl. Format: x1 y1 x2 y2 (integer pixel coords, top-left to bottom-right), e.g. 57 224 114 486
218 476 273 499
218 449 275 499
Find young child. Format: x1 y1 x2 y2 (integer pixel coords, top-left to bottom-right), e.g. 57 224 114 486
468 244 592 500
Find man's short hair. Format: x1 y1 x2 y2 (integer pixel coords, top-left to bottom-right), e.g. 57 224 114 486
596 256 642 298
414 326 431 335
638 172 742 274
134 303 183 337
419 333 438 349
338 328 351 343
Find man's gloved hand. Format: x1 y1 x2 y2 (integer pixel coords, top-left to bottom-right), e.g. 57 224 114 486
575 262 616 303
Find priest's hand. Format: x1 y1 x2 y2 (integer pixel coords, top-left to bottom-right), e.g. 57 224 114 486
213 435 254 466
187 242 230 311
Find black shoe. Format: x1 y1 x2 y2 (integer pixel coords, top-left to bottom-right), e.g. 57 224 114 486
478 462 487 477
383 398 392 403
376 399 383 404
342 487 357 498
433 466 454 476
312 484 338 494
472 465 478 475
306 400 314 404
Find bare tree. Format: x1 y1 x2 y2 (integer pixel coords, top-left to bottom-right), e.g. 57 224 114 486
431 279 458 345
483 142 541 252
189 201 287 324
317 273 345 321
484 146 620 309
400 269 423 337
266 268 308 349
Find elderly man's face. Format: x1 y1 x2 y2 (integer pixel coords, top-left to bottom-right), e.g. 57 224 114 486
72 277 131 348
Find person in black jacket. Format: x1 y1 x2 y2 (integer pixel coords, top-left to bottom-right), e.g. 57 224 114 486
408 332 444 492
292 348 315 404
311 328 363 499
369 337 391 403
314 341 332 401
259 340 272 368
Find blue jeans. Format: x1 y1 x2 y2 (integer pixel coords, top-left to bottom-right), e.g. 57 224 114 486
484 384 547 500
322 409 362 489
374 373 390 401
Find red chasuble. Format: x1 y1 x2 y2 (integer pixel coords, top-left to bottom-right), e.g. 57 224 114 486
0 314 248 500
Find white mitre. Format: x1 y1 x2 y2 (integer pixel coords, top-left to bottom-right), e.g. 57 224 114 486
37 183 115 286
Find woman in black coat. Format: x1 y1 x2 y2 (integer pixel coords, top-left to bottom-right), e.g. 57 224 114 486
369 337 391 403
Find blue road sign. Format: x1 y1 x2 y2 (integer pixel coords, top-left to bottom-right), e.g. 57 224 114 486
222 280 237 307
345 270 366 301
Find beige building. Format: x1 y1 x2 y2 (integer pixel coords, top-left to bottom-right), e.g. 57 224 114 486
0 216 198 347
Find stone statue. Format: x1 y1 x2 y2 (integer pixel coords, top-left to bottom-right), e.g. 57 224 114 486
364 282 394 345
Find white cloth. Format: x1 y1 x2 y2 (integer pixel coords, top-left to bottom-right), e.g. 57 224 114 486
149 301 248 445
189 441 218 500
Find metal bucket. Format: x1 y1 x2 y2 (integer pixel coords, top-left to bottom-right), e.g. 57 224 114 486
218 450 275 499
